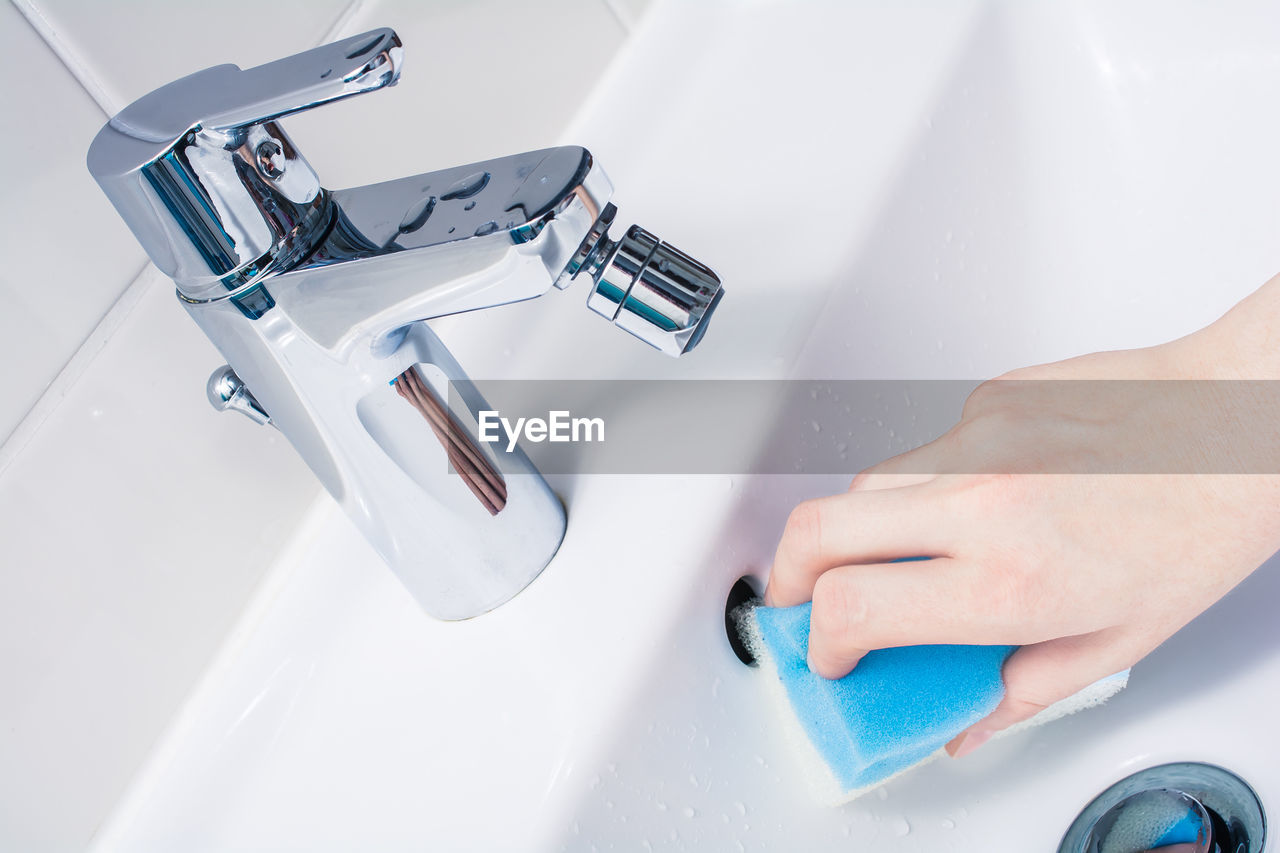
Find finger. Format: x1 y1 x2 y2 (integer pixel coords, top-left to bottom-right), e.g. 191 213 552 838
946 629 1140 758
849 471 936 492
765 486 954 609
849 439 949 492
805 557 1028 678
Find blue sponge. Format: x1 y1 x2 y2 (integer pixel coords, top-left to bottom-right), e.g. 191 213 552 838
744 602 1129 802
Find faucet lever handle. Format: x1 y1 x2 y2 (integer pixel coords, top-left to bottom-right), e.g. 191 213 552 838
98 28 402 147
200 28 403 134
88 28 402 298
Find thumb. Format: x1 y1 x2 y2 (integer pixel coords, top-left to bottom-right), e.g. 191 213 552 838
946 629 1141 758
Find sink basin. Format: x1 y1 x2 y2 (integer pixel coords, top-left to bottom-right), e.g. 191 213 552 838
93 1 1280 850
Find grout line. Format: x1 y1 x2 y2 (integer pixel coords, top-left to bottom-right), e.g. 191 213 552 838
0 0 368 476
319 0 368 42
0 260 157 478
557 0 657 146
10 0 119 116
599 0 634 33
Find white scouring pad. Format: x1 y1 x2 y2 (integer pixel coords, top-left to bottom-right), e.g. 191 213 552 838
739 602 1129 805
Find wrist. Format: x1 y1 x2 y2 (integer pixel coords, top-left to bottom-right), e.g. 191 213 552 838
1165 272 1280 380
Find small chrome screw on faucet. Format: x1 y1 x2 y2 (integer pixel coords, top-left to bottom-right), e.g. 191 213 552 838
254 140 286 179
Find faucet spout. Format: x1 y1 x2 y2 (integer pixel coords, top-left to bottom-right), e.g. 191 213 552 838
274 146 612 358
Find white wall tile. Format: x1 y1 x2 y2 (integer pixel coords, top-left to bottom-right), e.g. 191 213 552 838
17 0 354 112
0 2 147 442
0 268 318 852
283 0 628 188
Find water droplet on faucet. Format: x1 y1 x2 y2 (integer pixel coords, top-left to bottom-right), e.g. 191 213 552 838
474 220 500 236
441 170 490 200
397 195 436 234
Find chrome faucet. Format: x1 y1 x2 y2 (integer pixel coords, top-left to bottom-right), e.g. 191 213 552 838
87 28 722 619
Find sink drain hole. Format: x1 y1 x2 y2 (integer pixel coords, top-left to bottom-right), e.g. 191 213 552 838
1059 762 1266 853
724 576 761 667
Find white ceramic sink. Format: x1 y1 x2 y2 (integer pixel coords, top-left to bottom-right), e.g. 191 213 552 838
94 1 1280 850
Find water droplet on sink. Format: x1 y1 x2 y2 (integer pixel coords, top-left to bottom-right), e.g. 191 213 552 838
440 170 490 200
875 787 889 801
811 420 821 433
656 800 667 812
734 801 747 816
464 200 477 211
682 806 696 819
892 817 911 837
475 220 500 236
941 817 956 830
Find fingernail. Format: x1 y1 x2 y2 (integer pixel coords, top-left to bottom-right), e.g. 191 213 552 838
806 647 816 673
762 586 775 608
951 730 993 759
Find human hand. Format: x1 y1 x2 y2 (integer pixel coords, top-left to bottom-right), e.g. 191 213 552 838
764 276 1280 758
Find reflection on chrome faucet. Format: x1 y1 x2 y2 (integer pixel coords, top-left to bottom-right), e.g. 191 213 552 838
87 27 723 619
